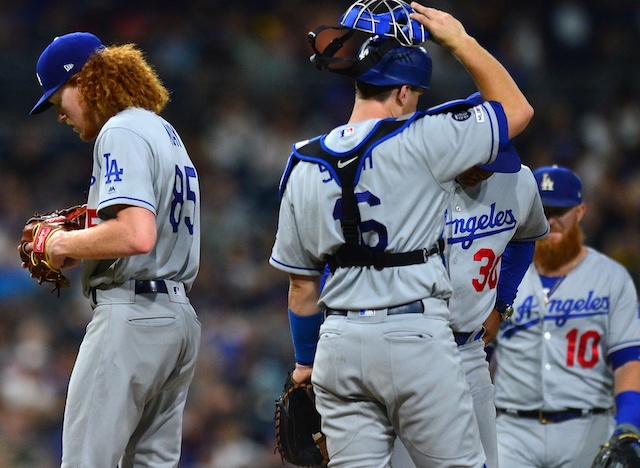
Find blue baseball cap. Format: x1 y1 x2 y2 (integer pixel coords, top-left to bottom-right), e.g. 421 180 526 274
533 165 583 207
30 32 105 115
462 92 521 173
478 143 522 173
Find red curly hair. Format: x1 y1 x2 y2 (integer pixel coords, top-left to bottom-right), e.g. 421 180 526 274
75 44 169 121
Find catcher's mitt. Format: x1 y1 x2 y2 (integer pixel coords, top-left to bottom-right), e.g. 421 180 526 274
19 204 87 294
275 374 328 467
591 425 640 468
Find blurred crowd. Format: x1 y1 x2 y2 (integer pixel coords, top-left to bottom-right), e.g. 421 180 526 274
0 0 639 466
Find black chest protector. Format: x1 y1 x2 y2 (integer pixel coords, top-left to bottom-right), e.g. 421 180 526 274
280 115 444 273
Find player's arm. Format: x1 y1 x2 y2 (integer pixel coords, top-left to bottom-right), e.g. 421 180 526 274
30 205 157 269
611 351 640 433
483 240 535 344
410 2 533 139
288 273 322 384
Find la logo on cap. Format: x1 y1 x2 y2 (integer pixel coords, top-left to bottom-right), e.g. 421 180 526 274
540 173 554 192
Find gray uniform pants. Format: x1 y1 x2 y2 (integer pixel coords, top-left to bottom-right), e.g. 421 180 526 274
61 280 201 468
312 298 485 468
496 411 613 467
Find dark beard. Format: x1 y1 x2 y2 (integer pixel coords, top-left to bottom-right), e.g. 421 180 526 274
534 220 584 271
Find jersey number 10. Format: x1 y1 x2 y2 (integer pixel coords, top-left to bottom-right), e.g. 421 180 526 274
566 329 601 368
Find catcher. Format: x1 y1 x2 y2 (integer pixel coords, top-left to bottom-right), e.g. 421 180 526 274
19 204 87 293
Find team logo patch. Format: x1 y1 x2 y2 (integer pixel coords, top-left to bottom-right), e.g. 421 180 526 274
452 111 471 121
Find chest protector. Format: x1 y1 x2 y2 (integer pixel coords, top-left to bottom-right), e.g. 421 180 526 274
280 115 443 272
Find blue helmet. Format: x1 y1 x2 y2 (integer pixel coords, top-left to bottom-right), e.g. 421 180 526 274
309 29 432 89
355 36 431 89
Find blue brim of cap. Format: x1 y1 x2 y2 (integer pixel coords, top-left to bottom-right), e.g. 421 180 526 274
478 144 521 173
540 197 580 208
30 86 60 115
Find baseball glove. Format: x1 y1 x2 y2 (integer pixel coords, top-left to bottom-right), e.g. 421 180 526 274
275 374 328 467
591 425 640 468
19 204 87 294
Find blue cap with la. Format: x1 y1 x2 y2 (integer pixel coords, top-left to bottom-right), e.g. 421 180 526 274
533 165 583 207
30 32 104 115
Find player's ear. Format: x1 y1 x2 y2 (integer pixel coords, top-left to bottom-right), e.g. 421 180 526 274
396 85 410 105
575 203 586 222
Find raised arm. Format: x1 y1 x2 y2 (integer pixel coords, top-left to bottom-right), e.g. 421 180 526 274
410 2 533 139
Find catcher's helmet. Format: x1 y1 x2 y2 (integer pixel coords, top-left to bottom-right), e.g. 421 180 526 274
309 31 431 89
355 35 431 88
309 0 431 88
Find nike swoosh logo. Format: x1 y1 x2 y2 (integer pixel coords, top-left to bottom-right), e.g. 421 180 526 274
337 156 358 168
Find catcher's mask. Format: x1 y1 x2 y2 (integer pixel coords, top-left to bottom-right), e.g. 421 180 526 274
308 0 432 89
340 0 429 46
309 30 432 89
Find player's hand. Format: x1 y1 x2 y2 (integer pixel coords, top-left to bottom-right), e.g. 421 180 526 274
409 2 470 51
292 364 313 384
482 309 502 345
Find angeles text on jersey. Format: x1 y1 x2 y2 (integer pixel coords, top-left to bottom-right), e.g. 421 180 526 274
447 202 517 249
502 290 610 338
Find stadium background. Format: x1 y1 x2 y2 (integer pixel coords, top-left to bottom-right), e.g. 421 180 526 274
0 1 638 466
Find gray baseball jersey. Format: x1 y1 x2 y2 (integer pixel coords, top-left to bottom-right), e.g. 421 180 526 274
82 107 200 294
62 107 201 467
494 247 640 410
270 103 506 311
446 166 549 333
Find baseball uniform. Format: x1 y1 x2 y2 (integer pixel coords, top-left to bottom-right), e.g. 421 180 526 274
271 100 510 466
63 108 201 467
391 165 549 468
493 248 640 467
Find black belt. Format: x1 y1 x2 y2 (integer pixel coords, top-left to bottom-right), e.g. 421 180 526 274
453 330 485 347
135 280 168 294
91 280 168 303
497 408 609 424
325 300 424 317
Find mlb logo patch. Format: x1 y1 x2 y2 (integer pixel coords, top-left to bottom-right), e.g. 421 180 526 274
340 127 355 139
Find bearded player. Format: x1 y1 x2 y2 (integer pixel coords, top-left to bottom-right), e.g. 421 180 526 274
491 165 640 467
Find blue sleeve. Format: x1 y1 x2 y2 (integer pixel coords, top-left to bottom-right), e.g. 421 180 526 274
610 346 640 370
320 264 331 293
497 240 535 304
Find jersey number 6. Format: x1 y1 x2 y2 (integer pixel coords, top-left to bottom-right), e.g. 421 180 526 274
333 191 388 251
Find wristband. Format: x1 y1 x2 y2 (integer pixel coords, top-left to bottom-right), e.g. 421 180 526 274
615 390 640 429
288 309 323 366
